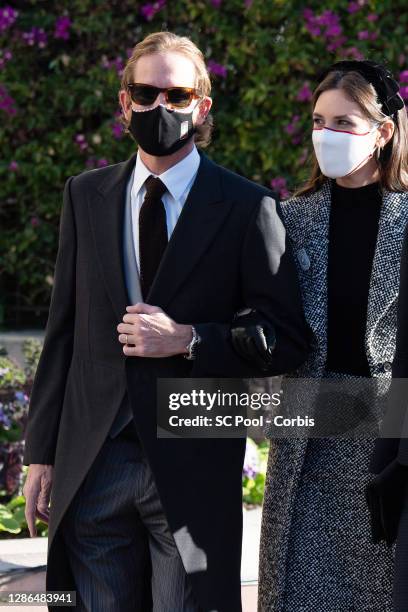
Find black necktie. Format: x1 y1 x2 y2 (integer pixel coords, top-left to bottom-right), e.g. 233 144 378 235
139 175 168 300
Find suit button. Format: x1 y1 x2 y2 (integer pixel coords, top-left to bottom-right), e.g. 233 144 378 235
382 361 392 373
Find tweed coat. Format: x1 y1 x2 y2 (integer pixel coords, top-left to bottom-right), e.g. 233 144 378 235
258 180 408 612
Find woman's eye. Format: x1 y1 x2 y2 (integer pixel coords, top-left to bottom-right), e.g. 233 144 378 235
313 117 322 125
338 120 350 126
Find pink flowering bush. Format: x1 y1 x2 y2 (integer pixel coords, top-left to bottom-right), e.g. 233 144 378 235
0 0 407 325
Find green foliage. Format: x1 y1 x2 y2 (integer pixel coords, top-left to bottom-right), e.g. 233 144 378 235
0 493 48 537
22 338 43 380
1 0 407 324
242 438 268 506
0 355 26 389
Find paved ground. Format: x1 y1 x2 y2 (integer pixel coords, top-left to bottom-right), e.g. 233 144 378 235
0 507 261 611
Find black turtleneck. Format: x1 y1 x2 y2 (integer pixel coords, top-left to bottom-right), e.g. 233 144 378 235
326 180 382 376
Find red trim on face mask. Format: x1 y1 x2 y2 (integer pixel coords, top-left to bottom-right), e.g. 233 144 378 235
313 126 371 136
343 152 375 177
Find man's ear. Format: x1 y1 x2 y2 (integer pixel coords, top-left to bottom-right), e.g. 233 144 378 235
195 97 212 126
119 89 132 123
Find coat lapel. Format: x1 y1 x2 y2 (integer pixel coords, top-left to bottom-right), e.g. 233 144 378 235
365 190 408 357
89 152 231 319
146 154 231 308
284 181 332 367
89 153 137 321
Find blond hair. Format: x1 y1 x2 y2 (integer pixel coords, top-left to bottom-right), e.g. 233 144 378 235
119 31 213 148
296 70 408 196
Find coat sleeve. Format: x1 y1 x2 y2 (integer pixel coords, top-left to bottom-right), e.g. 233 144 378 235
367 223 408 544
23 177 76 466
370 222 408 474
190 195 309 377
393 222 408 376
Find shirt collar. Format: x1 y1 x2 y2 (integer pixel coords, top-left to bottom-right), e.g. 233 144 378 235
132 146 200 203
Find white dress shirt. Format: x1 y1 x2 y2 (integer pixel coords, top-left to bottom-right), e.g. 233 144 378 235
130 146 201 272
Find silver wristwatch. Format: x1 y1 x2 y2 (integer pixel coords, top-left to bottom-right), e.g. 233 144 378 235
184 326 201 360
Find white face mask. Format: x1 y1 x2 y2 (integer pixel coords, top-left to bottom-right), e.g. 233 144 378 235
312 125 379 179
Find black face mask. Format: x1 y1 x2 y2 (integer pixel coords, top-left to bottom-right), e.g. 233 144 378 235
129 104 196 156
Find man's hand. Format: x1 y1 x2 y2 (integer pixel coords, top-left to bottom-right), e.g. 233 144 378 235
23 464 53 537
117 302 193 358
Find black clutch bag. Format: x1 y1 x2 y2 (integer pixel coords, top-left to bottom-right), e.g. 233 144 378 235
230 308 276 372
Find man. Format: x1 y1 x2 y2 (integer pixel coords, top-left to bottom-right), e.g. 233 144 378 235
23 31 308 612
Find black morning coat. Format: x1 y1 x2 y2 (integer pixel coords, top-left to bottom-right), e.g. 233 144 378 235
23 151 309 611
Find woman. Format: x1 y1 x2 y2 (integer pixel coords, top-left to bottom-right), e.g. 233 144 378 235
369 221 408 612
258 60 408 611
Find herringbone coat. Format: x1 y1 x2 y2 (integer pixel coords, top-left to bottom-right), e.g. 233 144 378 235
259 180 408 612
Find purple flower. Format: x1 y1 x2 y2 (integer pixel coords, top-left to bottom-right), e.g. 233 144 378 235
316 10 339 27
297 148 309 166
97 158 109 167
302 8 314 20
347 0 366 11
0 409 11 428
54 16 71 40
400 86 408 101
285 114 300 135
303 8 343 42
111 122 123 139
285 115 302 147
342 47 364 60
140 4 154 19
0 84 17 115
271 176 290 200
270 177 286 190
243 441 259 479
30 216 40 227
75 133 88 151
207 60 227 78
367 13 378 21
326 24 341 37
369 32 378 41
140 0 166 21
296 83 312 102
0 5 18 32
211 0 222 6
8 160 18 171
306 24 321 37
22 27 48 48
399 70 408 83
327 36 347 52
347 2 360 13
358 30 370 40
102 56 124 76
0 48 12 70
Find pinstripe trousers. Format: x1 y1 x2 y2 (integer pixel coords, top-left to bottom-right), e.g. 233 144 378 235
60 420 201 611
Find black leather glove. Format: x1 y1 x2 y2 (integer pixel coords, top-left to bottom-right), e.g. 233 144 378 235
230 308 276 372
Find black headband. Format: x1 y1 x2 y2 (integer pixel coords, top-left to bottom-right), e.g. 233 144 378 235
317 59 405 117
